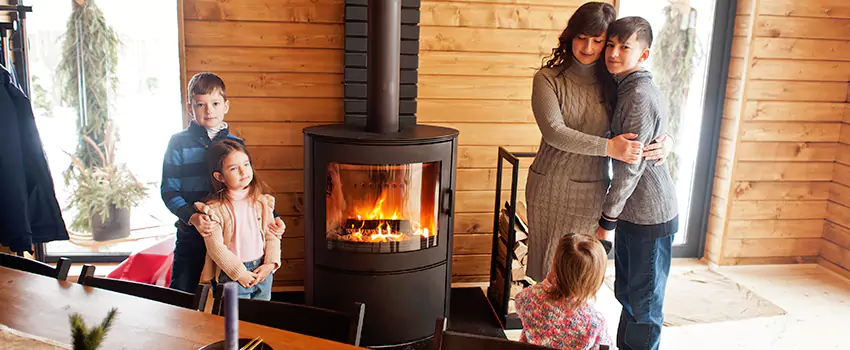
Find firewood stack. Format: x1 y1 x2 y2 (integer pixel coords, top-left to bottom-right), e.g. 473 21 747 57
496 201 536 314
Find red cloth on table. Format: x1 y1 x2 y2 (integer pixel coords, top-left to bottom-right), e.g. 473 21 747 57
107 236 175 287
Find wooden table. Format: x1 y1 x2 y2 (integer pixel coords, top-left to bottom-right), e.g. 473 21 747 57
0 266 363 349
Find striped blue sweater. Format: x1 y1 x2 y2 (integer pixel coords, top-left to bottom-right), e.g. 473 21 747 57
161 121 243 237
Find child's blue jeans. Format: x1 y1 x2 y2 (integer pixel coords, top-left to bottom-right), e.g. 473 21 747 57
215 256 273 301
614 230 673 350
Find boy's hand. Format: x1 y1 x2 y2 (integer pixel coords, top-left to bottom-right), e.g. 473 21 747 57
237 271 259 288
190 213 217 237
253 263 276 283
596 226 612 241
268 217 286 239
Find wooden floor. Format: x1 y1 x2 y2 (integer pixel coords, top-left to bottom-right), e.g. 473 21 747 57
505 260 850 350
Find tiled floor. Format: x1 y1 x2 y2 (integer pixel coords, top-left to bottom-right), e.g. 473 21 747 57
505 260 850 350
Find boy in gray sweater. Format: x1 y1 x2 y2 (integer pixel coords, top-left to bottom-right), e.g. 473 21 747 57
595 17 678 350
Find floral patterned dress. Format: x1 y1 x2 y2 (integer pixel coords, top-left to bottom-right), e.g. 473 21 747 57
515 280 612 350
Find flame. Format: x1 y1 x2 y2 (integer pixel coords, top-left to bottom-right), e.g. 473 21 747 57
340 190 435 243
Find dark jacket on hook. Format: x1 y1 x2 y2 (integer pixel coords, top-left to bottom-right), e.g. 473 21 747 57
0 67 69 253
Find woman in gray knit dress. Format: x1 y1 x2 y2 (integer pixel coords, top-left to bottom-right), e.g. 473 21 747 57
525 2 670 282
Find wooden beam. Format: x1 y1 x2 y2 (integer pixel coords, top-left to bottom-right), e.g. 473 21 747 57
183 0 344 23
736 142 836 162
731 181 830 200
420 2 574 30
723 238 822 258
419 51 543 78
836 163 850 187
419 75 533 100
755 16 850 40
826 201 850 228
427 123 542 146
733 162 834 181
748 59 850 82
759 0 850 19
726 219 825 239
823 221 850 249
738 122 841 142
418 100 534 123
745 81 848 102
184 21 343 49
751 38 850 61
191 72 343 98
727 200 826 220
227 98 343 123
742 102 847 122
421 26 559 54
185 47 343 74
820 239 850 271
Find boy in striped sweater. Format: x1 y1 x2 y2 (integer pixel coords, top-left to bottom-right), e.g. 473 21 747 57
161 72 245 293
595 17 679 350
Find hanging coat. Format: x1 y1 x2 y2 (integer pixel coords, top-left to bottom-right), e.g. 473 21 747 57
0 67 69 253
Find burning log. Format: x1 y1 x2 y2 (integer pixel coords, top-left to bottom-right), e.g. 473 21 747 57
345 219 412 234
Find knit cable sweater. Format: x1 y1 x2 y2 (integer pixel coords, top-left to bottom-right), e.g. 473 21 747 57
601 70 678 228
524 58 611 282
194 194 282 283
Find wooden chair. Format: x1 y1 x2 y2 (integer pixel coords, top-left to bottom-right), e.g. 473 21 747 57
432 318 602 350
212 286 366 346
79 264 209 311
0 252 71 280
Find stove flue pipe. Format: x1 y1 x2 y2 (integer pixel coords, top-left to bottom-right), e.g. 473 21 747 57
366 0 401 134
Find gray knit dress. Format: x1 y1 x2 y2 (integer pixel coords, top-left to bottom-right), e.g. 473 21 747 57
525 58 610 282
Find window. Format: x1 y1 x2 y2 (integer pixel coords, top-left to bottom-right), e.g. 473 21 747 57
26 0 181 260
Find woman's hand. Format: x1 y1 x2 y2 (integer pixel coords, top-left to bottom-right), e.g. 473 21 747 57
267 217 286 239
643 134 673 166
237 271 259 288
253 263 276 283
606 133 643 164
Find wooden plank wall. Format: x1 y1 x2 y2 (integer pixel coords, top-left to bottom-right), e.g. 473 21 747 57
180 0 609 287
822 1 850 279
705 0 850 268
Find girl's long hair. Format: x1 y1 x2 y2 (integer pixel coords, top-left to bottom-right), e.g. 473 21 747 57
546 233 608 309
205 139 269 204
542 1 618 114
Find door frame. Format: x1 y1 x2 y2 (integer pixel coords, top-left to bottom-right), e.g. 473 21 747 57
673 0 738 258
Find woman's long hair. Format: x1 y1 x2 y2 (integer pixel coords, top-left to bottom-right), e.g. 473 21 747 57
205 139 268 204
542 2 618 114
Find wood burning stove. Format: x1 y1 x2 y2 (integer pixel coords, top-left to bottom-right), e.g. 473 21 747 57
303 0 458 347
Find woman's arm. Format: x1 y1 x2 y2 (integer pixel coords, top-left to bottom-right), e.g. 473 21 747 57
532 72 643 164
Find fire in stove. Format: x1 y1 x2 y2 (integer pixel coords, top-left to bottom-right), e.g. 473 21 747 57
325 162 440 253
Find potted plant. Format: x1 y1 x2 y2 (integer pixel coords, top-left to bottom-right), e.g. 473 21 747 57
64 123 148 241
58 0 148 241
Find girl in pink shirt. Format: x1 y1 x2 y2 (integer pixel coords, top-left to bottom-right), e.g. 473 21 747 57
194 139 285 300
515 233 612 350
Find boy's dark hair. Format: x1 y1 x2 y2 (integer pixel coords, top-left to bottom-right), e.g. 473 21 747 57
608 16 653 49
187 72 227 100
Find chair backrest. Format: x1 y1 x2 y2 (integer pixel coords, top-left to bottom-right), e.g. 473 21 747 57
79 264 209 311
432 318 558 350
0 252 71 280
213 286 365 346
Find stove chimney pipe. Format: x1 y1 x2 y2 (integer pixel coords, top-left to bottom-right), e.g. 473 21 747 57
366 0 401 134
